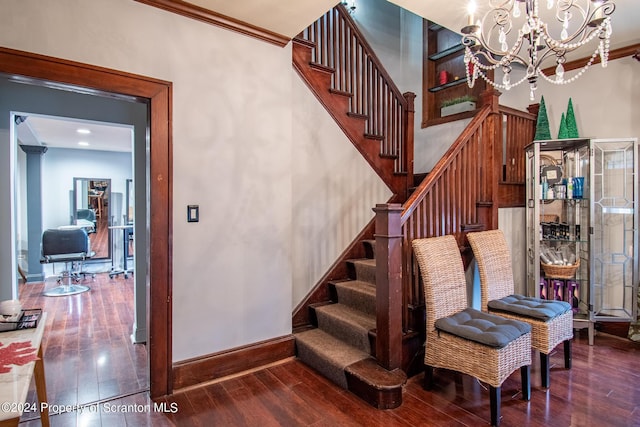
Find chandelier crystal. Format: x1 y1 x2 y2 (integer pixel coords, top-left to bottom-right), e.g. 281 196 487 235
461 0 615 100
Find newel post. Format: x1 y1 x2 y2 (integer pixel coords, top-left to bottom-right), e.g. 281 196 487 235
373 203 403 370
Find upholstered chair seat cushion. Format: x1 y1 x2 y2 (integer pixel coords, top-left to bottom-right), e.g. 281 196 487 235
488 295 572 321
435 308 531 348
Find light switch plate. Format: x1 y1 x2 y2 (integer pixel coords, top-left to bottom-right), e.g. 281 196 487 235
187 205 199 222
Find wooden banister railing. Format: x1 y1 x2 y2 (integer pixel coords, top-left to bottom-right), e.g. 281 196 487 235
398 104 494 332
297 4 413 196
375 92 537 366
499 105 536 183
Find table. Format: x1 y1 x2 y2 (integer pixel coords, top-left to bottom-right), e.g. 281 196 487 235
0 313 49 427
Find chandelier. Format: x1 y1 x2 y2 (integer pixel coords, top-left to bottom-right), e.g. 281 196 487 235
461 0 615 100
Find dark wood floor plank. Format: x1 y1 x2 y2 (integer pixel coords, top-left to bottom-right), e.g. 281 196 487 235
221 376 286 427
203 381 252 426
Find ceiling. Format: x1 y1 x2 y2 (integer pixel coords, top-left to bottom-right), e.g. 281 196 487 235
16 115 133 153
15 0 638 152
390 0 639 53
185 0 639 52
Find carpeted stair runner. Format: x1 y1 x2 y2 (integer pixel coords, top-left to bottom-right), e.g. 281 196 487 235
295 328 370 389
332 280 376 316
315 303 375 353
294 240 406 409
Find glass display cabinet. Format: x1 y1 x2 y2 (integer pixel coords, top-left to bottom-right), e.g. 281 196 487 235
525 138 638 345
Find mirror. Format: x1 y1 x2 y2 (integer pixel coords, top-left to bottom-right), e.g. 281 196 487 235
72 177 111 260
125 179 134 224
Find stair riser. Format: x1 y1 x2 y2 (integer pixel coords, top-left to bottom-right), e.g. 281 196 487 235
333 283 376 316
347 260 376 284
295 340 349 389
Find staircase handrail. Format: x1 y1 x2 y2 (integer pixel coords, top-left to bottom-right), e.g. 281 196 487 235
295 3 414 196
401 105 492 223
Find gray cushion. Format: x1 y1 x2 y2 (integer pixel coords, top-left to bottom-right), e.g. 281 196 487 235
488 294 571 321
435 308 531 348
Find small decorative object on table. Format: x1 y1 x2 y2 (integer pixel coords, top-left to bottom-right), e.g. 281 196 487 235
0 309 42 332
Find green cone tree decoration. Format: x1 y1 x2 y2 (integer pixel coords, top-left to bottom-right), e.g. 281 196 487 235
558 112 568 139
565 98 579 138
534 96 551 140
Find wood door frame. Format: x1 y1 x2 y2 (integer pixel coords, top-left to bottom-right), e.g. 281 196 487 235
0 46 173 398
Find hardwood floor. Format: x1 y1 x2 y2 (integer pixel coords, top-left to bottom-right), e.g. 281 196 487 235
17 272 153 426
158 330 640 427
16 276 640 426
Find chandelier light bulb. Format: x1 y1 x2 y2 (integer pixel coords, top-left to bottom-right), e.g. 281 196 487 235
467 0 477 26
594 1 604 20
514 2 521 18
547 0 555 9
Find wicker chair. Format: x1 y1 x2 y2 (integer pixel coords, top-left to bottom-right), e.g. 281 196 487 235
467 229 573 388
412 235 531 427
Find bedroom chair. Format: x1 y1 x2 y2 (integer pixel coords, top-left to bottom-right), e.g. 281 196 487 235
40 228 92 296
412 235 531 427
467 229 573 389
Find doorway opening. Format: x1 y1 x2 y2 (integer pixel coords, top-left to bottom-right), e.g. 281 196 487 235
14 112 144 407
0 47 173 399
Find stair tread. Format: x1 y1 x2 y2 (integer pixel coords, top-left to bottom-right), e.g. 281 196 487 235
345 358 407 389
348 258 376 266
315 303 375 331
295 328 370 389
334 279 375 294
295 328 370 365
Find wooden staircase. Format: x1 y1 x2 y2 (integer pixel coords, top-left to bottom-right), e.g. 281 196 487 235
292 3 537 411
292 4 415 202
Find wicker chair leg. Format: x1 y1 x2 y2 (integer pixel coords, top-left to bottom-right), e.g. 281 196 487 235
521 365 531 401
490 385 501 426
540 353 550 388
423 365 434 390
564 340 572 369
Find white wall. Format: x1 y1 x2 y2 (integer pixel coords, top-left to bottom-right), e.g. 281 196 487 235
291 75 391 306
499 208 527 296
499 58 640 142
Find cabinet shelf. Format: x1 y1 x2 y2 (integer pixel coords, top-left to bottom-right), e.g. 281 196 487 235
539 198 588 202
428 78 467 93
540 238 588 244
428 43 465 61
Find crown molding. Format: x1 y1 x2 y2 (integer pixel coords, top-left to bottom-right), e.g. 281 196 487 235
134 0 290 47
542 43 640 76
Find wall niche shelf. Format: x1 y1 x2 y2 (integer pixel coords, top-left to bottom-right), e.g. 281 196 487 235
422 20 489 128
427 43 464 61
428 78 466 93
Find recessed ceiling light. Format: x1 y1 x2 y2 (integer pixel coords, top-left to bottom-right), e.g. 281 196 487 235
78 141 90 146
77 128 91 135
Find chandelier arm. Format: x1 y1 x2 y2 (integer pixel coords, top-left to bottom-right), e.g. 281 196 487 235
554 0 587 25
463 31 528 67
534 47 563 69
461 0 615 97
